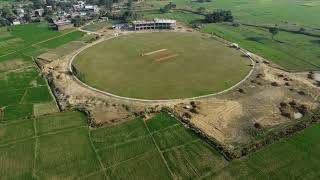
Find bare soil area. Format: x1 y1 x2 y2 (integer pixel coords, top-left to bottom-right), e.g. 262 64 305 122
174 52 320 147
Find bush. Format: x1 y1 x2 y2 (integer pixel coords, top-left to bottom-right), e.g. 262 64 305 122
204 10 234 23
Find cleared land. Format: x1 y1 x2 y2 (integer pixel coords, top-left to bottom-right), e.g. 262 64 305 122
73 32 251 99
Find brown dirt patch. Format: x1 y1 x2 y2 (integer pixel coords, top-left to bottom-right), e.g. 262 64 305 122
33 102 59 117
0 59 27 72
155 52 178 62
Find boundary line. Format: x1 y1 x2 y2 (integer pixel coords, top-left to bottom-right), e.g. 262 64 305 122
68 32 256 103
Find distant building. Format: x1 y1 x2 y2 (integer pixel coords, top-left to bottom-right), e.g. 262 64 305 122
33 8 44 17
12 20 21 25
84 5 99 13
112 24 127 30
132 19 176 31
53 19 74 31
46 6 53 11
15 8 25 18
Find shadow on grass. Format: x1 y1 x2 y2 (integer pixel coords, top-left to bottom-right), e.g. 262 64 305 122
246 36 285 44
310 39 320 45
246 36 268 44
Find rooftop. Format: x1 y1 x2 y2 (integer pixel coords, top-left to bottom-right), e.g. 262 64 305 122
132 19 176 25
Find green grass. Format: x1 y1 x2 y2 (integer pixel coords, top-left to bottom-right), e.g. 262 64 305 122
145 112 179 132
0 89 25 107
105 150 172 180
0 110 320 179
36 128 101 179
152 124 198 150
202 23 320 71
91 118 149 149
3 103 33 121
73 32 251 99
164 140 227 179
142 10 204 25
22 86 53 104
205 124 320 179
0 120 34 144
35 111 87 135
0 140 35 180
146 0 320 28
98 136 156 167
37 31 85 49
82 21 111 32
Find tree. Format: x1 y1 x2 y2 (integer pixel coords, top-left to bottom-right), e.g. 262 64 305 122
31 0 44 9
204 10 234 23
127 0 133 10
0 7 15 23
72 15 85 27
23 14 32 23
122 10 139 22
160 2 176 13
269 26 279 40
197 7 206 14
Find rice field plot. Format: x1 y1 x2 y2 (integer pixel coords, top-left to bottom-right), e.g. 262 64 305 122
35 111 87 135
0 120 34 145
37 31 85 49
202 23 320 71
0 66 55 121
205 123 320 179
36 127 101 179
0 23 60 56
151 124 199 151
92 118 173 179
163 140 228 179
105 150 172 180
0 140 35 180
90 111 228 179
2 67 43 90
3 103 33 121
145 0 320 28
0 89 25 107
145 112 180 132
21 86 53 104
90 118 149 149
33 102 58 117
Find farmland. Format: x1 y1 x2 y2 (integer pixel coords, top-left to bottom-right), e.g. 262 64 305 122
0 0 319 178
73 32 251 99
1 110 320 179
142 0 320 72
145 0 320 28
0 22 86 121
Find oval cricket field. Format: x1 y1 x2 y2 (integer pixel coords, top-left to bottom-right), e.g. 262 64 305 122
72 32 252 100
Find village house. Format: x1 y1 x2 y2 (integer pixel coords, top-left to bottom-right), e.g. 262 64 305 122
52 19 74 31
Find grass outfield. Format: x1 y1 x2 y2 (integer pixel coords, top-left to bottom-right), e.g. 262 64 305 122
73 32 251 99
